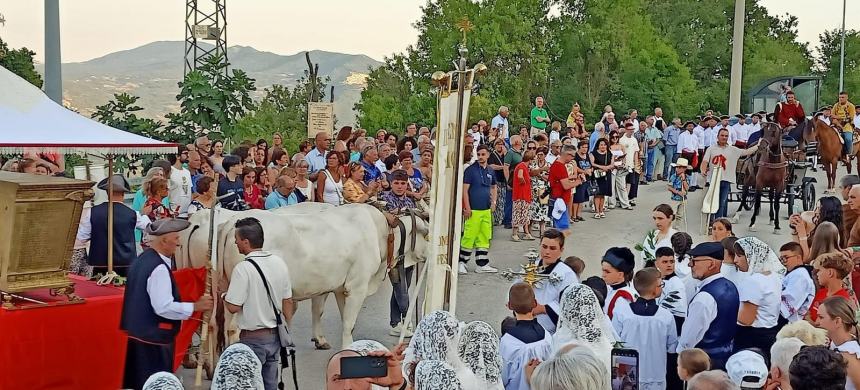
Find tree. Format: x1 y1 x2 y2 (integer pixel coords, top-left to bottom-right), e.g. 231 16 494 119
165 55 256 144
816 29 860 100
233 73 329 152
91 93 163 172
0 37 43 88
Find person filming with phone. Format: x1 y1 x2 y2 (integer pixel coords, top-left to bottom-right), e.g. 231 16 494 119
224 217 294 390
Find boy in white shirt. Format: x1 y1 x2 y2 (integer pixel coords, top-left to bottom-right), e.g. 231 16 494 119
655 247 688 334
612 267 678 390
500 282 552 390
777 242 815 325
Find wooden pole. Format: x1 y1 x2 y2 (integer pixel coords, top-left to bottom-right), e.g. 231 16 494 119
195 207 218 386
97 155 119 286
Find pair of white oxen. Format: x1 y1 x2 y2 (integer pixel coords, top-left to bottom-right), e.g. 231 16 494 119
175 202 429 352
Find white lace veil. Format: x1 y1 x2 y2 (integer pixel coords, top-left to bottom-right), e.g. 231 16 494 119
142 372 183 390
414 360 464 390
552 284 616 370
736 236 786 276
210 343 265 390
457 321 503 389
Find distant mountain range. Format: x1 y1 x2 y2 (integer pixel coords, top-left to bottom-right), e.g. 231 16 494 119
38 41 382 125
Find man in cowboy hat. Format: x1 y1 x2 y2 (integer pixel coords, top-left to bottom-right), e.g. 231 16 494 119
676 120 700 191
75 174 152 277
668 157 691 227
120 218 214 390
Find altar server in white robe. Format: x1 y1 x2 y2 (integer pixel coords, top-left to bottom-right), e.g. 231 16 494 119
552 283 617 370
500 283 553 390
613 268 679 390
601 247 638 320
524 228 578 333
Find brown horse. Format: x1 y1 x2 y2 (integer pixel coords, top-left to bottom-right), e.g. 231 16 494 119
739 122 787 232
807 117 843 192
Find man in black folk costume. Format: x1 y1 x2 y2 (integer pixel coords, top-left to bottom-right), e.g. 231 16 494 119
120 219 214 389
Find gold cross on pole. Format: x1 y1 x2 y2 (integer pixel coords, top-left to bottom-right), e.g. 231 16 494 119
456 17 474 46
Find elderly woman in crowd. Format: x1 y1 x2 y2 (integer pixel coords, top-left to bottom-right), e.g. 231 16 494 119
731 237 786 360
132 167 167 242
142 177 172 222
317 151 345 206
268 148 290 179
211 343 265 390
344 161 381 204
242 166 265 209
293 159 314 202
187 176 216 215
529 345 610 390
418 149 433 185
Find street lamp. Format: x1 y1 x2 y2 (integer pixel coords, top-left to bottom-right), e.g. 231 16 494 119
839 0 846 92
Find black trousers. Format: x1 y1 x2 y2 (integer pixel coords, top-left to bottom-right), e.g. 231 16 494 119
123 338 174 390
733 325 779 362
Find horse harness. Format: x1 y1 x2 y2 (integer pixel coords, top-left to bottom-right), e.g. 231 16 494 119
385 209 418 271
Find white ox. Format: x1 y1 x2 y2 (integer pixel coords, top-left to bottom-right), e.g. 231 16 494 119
177 203 428 350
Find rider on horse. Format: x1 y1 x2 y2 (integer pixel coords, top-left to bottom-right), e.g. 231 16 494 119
832 91 857 165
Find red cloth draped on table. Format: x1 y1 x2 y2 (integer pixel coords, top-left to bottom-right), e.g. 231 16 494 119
172 266 208 370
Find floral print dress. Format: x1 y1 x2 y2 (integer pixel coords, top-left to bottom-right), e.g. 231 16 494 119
529 160 551 222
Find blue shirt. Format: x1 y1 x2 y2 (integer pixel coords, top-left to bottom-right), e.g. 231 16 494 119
304 148 328 173
216 177 245 210
663 125 681 146
589 131 604 152
669 171 686 201
361 160 382 184
265 190 297 209
463 163 496 210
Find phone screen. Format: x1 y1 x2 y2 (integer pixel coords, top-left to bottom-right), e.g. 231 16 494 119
339 356 388 379
611 348 639 390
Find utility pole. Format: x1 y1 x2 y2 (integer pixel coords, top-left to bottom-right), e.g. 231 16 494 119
839 0 846 92
44 0 62 104
184 0 228 76
728 0 745 115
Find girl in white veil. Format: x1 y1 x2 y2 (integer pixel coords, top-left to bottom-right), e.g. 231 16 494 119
732 236 786 356
552 284 616 370
457 321 504 390
402 310 481 389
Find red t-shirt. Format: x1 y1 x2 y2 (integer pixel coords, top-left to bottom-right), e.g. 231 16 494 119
776 102 805 128
808 287 852 322
511 162 532 202
549 160 571 204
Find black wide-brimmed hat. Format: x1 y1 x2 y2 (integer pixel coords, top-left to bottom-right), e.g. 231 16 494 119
97 174 131 193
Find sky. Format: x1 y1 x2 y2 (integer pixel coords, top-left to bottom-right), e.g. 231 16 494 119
0 0 856 64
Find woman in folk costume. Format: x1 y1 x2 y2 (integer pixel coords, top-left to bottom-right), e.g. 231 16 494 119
731 237 786 359
552 284 617 370
414 360 464 390
402 310 481 389
457 321 504 390
210 343 265 390
141 372 184 390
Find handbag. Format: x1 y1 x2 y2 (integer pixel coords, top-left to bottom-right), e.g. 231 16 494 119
588 179 600 196
246 258 299 389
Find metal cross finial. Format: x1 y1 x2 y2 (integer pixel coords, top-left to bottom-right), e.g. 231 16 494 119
500 249 562 288
456 17 474 46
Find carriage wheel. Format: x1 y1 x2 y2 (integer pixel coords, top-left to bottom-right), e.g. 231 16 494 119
802 182 815 211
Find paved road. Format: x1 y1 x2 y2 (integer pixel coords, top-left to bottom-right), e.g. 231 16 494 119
178 167 827 388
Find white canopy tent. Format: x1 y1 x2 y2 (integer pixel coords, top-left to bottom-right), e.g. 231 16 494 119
0 65 177 286
0 65 175 155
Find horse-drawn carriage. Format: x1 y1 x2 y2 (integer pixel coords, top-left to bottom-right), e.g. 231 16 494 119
726 122 817 231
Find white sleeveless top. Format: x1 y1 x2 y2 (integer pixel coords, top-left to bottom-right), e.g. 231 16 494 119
296 180 314 202
322 170 343 205
831 340 860 390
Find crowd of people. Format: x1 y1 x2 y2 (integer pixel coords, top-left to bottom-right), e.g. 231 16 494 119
4 90 860 390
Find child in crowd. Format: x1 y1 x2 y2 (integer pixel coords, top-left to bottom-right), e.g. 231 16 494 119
582 276 608 308
677 348 711 382
564 256 585 279
670 231 693 278
601 247 638 320
667 157 690 228
612 268 678 390
654 246 688 333
726 349 769 389
808 253 854 322
500 282 553 390
778 242 815 325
